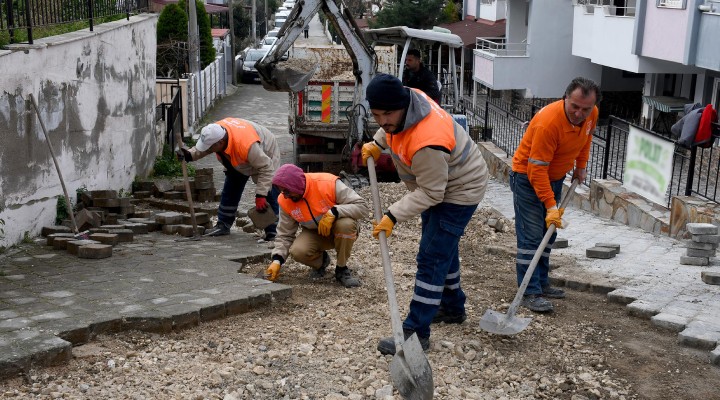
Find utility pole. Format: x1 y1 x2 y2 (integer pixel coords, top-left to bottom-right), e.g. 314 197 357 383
252 0 257 47
229 0 236 85
264 0 268 36
188 0 201 123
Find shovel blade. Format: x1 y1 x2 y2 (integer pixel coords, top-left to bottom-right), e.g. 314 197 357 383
259 61 319 93
389 334 434 400
479 309 532 336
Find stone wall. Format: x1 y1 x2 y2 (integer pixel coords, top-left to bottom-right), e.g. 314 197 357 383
0 15 159 248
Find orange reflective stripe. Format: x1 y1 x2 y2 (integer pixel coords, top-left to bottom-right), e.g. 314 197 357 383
385 89 455 166
278 173 338 225
216 118 261 166
334 232 357 240
321 85 331 123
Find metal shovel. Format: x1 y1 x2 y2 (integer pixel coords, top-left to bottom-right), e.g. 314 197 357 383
479 179 579 336
367 157 434 400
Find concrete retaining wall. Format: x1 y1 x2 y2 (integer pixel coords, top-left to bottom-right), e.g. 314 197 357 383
0 15 159 248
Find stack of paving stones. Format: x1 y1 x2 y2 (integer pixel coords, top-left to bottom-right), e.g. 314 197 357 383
132 168 217 203
586 242 620 259
76 189 137 225
155 211 213 237
680 223 719 267
42 226 113 259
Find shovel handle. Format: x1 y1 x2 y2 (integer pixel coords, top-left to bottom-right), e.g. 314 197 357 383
174 129 198 235
367 157 406 351
505 179 579 319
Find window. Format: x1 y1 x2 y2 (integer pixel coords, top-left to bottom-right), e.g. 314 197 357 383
712 78 720 112
657 0 686 9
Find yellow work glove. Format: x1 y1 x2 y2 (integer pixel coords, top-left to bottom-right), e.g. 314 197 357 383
264 261 281 282
545 207 564 229
372 215 395 239
361 142 381 166
317 210 336 237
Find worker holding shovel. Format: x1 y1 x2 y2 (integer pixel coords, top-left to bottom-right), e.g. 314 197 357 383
362 73 489 355
263 164 369 288
177 118 280 239
510 77 600 313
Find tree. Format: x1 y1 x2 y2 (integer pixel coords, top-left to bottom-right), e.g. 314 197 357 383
156 4 189 77
369 0 445 29
441 1 459 24
157 4 188 42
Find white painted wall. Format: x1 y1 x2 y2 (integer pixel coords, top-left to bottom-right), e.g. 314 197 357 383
640 5 689 63
0 15 158 248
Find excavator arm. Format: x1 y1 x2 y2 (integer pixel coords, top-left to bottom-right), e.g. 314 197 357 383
256 0 377 139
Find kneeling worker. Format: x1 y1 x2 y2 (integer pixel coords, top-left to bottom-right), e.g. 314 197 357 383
263 164 369 288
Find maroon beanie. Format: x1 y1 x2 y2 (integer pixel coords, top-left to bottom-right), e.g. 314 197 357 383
272 164 306 195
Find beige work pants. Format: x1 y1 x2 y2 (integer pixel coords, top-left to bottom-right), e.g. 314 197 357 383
289 217 358 269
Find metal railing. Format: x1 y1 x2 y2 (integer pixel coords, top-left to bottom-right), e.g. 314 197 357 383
156 82 184 149
1 0 149 45
475 37 528 57
462 95 720 207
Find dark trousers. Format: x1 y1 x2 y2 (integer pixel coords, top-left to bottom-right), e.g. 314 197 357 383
218 170 279 237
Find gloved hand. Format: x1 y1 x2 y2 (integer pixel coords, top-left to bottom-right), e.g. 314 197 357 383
176 147 192 162
372 215 395 239
545 207 564 229
317 210 336 237
264 261 281 281
255 196 269 212
361 142 381 166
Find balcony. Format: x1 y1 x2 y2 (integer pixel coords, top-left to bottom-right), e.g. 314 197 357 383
472 37 531 92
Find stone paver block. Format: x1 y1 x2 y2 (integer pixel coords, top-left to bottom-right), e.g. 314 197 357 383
155 212 184 225
121 314 173 334
607 289 638 305
88 233 119 246
163 191 185 200
701 271 720 285
680 256 709 266
89 228 110 234
46 233 75 246
627 300 661 319
162 224 180 235
595 243 620 253
565 279 590 291
686 240 718 251
692 234 720 244
194 181 213 190
77 244 113 259
177 225 205 237
711 345 720 367
678 323 720 350
108 229 133 242
133 191 151 199
686 223 719 235
123 223 149 235
686 248 716 258
183 212 210 225
53 237 74 250
93 198 121 208
74 208 101 231
100 224 126 230
132 210 154 219
66 240 101 256
586 246 615 259
552 238 569 249
41 226 72 237
589 282 617 294
90 190 117 199
650 313 689 332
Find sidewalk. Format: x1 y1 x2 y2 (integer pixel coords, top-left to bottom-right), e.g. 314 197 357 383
479 179 720 365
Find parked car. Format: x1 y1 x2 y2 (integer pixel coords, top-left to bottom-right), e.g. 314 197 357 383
266 28 280 38
260 36 278 50
235 48 269 83
282 0 295 9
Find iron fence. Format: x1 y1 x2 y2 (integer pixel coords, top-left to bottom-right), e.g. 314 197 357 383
462 95 720 207
1 0 148 44
156 82 184 149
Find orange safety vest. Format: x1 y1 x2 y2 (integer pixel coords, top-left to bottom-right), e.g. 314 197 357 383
215 118 261 167
385 89 456 166
278 173 338 226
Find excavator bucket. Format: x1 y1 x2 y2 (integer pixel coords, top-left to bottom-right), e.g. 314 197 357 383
257 59 319 93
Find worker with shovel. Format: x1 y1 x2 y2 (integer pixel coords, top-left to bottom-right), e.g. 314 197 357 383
362 73 489 355
263 164 369 288
510 77 600 313
177 118 280 239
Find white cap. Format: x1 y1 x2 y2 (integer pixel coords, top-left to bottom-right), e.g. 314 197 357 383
196 124 226 152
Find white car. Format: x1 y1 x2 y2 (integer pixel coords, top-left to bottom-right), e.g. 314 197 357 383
282 1 295 9
260 36 278 50
266 28 280 38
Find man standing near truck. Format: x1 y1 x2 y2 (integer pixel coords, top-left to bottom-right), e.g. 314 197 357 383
403 49 441 104
510 77 600 313
361 73 488 355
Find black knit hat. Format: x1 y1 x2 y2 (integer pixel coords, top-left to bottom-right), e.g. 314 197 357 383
366 73 410 110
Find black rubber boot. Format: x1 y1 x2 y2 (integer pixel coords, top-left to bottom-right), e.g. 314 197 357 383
377 329 429 356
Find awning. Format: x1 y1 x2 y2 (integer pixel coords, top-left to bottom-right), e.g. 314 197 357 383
642 96 691 113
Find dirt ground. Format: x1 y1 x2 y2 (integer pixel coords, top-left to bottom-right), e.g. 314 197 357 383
1 182 719 399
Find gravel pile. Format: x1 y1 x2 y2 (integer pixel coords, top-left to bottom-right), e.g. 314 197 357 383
2 182 718 399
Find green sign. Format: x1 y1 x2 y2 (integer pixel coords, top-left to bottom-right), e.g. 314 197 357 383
623 126 674 205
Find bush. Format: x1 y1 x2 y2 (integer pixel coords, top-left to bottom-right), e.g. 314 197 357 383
152 145 196 178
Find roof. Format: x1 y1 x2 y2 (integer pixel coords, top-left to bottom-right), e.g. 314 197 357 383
438 18 506 49
211 28 230 38
152 0 229 14
364 26 464 48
